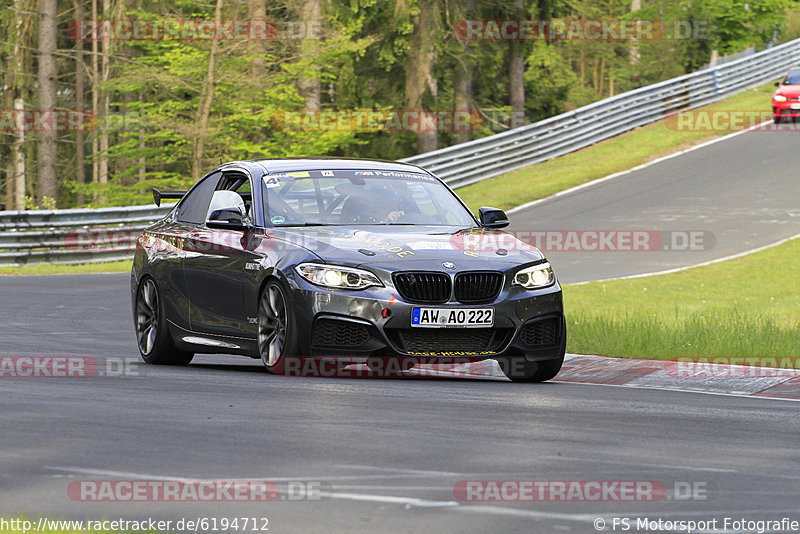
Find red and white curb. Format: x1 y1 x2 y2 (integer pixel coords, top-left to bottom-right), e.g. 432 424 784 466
409 355 800 400
555 355 800 400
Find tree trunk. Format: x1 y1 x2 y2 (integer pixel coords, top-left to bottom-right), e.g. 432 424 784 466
509 0 525 129
91 0 100 198
453 60 472 144
138 92 146 186
99 0 111 193
406 0 438 153
248 0 267 79
454 0 475 144
192 0 224 180
13 98 27 210
630 0 641 65
598 55 605 98
5 1 27 210
37 0 59 204
297 0 321 112
73 0 86 205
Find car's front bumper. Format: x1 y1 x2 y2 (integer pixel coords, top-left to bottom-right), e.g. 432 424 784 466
772 102 800 119
285 270 565 364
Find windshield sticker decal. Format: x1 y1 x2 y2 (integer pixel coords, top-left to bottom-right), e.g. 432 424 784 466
264 175 282 187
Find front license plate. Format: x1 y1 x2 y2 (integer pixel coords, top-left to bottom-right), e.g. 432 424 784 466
411 307 494 328
791 103 800 109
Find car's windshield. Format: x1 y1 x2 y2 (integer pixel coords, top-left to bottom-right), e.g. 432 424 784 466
784 70 800 85
261 169 476 227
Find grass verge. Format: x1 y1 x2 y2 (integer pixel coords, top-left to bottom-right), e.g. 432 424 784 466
458 81 777 212
564 237 800 366
0 260 132 276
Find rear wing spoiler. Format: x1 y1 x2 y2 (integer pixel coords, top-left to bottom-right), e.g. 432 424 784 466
152 189 187 207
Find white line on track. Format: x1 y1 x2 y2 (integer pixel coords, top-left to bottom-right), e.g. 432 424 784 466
332 465 465 476
41 466 474 483
323 492 459 508
551 379 800 403
43 466 187 481
539 455 737 473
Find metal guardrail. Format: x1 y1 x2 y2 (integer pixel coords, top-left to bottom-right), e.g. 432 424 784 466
2 37 799 266
0 205 172 266
400 38 800 188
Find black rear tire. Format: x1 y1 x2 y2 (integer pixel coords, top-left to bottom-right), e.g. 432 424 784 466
135 277 194 365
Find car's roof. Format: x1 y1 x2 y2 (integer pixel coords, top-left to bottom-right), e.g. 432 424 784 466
224 157 429 175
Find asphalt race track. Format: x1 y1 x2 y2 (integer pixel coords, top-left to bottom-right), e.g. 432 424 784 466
2 128 800 533
510 128 800 283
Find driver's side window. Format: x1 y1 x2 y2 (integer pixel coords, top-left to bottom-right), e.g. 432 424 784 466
175 172 222 225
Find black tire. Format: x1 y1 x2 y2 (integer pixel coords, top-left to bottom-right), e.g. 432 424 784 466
497 355 564 382
258 280 300 375
497 318 567 382
135 277 194 365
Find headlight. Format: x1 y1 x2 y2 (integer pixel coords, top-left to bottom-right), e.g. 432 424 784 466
774 94 788 102
295 263 383 290
513 262 555 289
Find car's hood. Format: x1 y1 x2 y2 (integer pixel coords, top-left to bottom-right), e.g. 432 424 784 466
268 225 545 270
775 85 800 98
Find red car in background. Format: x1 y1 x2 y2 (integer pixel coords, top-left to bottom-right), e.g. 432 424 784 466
772 67 800 123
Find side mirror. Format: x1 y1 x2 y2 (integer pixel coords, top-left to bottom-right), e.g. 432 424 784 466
478 206 510 229
206 207 248 230
775 81 781 87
